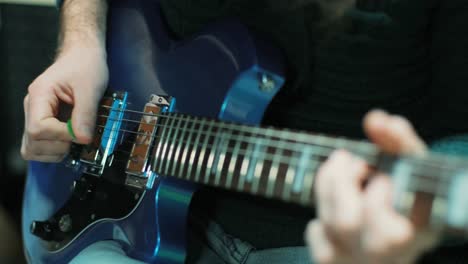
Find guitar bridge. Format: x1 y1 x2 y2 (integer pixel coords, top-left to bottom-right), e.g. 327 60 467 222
125 94 173 190
66 91 128 176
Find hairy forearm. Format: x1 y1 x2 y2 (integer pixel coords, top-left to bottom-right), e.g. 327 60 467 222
58 0 108 55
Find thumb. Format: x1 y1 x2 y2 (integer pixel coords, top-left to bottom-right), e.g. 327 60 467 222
363 110 426 155
71 91 100 144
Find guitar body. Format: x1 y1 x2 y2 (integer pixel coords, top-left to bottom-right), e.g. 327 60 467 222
22 0 285 263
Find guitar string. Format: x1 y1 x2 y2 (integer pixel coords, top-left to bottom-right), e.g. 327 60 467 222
94 113 379 162
98 124 461 197
108 152 453 202
94 117 468 175
98 106 379 147
96 106 468 168
96 109 459 198
111 149 455 189
92 106 468 188
96 124 376 159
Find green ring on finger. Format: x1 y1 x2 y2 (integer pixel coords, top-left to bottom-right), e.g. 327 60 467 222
67 119 76 140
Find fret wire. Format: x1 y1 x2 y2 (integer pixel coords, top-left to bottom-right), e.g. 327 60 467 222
105 111 468 172
100 108 466 207
205 126 222 184
181 138 462 200
103 111 353 145
152 116 170 171
283 159 296 202
301 147 317 205
151 132 331 179
292 147 309 194
103 125 345 161
266 130 287 198
178 117 197 179
100 113 378 157
165 117 184 176
214 125 232 187
252 128 274 195
102 113 468 188
171 117 190 177
110 127 466 187
120 130 468 196
237 139 254 192
187 117 204 180
195 119 215 183
226 126 243 189
154 116 171 172
159 115 178 174
122 146 459 205
249 126 265 195
128 163 462 210
103 129 348 169
103 121 384 173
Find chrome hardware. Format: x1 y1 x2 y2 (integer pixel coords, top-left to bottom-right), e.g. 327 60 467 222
71 91 129 177
150 94 171 107
30 221 55 241
259 73 276 92
58 214 72 233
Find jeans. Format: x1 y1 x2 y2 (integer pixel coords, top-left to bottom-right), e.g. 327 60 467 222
70 213 313 264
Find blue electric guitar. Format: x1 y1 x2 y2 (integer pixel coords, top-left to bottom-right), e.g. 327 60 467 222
22 0 468 263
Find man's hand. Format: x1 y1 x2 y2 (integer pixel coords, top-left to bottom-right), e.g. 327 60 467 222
21 0 108 162
305 110 437 263
21 47 108 162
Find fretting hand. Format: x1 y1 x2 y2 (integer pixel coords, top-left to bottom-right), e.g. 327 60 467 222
306 110 437 264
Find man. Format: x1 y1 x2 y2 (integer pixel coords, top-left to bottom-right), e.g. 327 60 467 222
21 0 468 263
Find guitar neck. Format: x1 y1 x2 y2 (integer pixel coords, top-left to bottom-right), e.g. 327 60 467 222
123 110 468 232
150 113 379 207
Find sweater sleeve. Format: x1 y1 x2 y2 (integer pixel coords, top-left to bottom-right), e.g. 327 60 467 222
426 0 468 140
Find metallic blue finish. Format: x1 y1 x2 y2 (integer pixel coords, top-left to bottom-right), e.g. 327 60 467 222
220 67 285 124
101 92 128 153
168 98 176 113
22 0 285 263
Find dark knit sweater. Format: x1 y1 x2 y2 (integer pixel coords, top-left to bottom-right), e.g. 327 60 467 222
160 0 468 261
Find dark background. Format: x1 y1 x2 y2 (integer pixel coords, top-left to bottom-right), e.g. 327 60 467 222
0 3 58 262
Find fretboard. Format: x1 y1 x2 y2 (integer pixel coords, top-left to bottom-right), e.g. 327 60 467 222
150 113 378 207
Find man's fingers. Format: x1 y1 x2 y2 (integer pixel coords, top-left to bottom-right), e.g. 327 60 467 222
28 84 58 125
363 175 415 260
71 90 100 144
26 118 73 141
316 150 367 253
332 153 367 246
21 140 71 158
26 85 73 141
363 110 426 155
305 221 338 264
25 154 66 163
